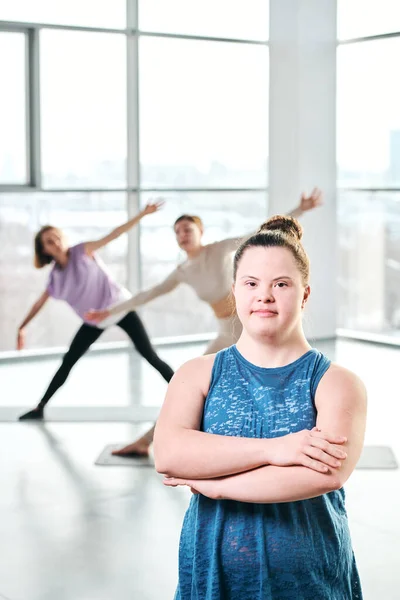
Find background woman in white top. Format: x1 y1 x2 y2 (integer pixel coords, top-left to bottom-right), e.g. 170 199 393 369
85 188 322 456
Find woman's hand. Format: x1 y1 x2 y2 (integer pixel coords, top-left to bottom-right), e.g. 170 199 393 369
84 309 110 323
17 328 25 350
164 477 221 500
141 198 165 217
267 428 347 473
299 187 323 212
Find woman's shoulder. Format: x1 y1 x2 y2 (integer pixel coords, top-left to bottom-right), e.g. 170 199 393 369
204 239 227 252
314 362 367 419
320 362 365 391
173 354 217 393
70 242 86 256
176 353 217 374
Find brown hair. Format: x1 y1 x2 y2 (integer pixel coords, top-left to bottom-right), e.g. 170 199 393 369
174 214 204 233
233 215 309 285
34 225 60 269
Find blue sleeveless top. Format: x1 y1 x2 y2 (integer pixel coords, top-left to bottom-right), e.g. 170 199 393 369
175 346 363 600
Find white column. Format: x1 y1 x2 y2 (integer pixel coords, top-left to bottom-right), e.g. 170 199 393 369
269 0 337 339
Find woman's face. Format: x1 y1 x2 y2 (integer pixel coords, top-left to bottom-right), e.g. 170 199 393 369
174 219 203 253
233 245 309 340
41 228 67 258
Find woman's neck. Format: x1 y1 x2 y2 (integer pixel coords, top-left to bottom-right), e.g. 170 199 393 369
185 244 204 259
235 330 311 369
55 249 70 268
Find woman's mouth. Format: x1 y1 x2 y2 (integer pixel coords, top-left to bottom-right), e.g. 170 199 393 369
252 309 278 317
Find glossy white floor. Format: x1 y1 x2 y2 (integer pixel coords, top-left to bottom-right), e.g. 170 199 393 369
0 338 399 600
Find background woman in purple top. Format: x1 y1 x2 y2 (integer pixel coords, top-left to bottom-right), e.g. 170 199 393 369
17 200 174 421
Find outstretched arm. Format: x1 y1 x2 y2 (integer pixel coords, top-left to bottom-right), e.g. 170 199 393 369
218 188 323 252
85 268 180 322
84 199 164 255
164 364 367 503
17 290 50 349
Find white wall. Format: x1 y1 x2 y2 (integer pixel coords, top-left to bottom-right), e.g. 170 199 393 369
269 0 337 339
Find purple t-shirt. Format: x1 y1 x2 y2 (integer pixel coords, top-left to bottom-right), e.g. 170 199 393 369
47 243 122 323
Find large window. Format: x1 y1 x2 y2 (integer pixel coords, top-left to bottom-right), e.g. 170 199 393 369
337 3 400 340
139 38 268 189
0 31 28 185
337 39 400 189
0 2 268 353
338 191 400 338
40 30 127 189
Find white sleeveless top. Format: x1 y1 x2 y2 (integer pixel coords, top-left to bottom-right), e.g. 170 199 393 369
108 235 248 316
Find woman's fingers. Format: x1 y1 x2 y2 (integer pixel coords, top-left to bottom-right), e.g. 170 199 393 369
163 477 188 487
310 429 347 444
309 436 347 460
304 446 343 469
301 457 330 473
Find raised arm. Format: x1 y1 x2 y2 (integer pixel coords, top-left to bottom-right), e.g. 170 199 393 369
218 187 323 253
85 268 181 322
154 358 348 480
84 199 164 255
287 187 322 219
17 290 50 350
164 364 367 503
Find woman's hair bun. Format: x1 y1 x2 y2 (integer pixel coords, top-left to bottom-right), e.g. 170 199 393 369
257 215 303 241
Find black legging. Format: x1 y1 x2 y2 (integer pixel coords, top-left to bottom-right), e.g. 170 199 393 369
38 311 174 408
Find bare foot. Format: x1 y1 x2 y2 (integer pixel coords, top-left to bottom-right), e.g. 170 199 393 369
111 437 151 457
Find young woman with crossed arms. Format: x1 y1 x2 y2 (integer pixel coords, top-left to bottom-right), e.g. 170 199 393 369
156 215 366 599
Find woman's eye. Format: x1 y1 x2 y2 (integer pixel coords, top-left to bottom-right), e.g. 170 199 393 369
245 281 257 287
275 282 287 288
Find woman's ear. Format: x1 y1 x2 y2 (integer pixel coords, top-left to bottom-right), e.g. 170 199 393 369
302 285 311 308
